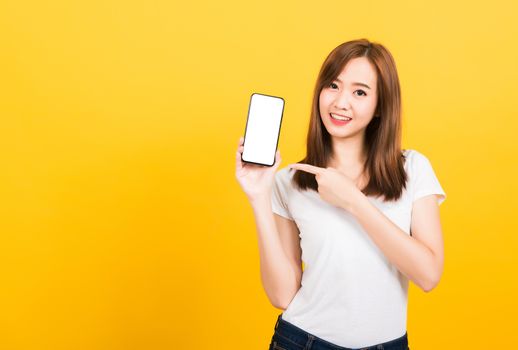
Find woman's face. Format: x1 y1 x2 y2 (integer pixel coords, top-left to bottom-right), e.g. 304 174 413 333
319 57 379 139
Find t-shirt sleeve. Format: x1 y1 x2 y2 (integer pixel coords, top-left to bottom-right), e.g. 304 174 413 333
410 151 447 206
271 170 294 220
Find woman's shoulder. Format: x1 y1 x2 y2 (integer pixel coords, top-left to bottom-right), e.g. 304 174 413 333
402 148 435 171
402 148 430 160
275 166 296 181
274 166 299 193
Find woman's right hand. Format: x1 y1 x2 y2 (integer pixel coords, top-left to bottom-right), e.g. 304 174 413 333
235 135 282 202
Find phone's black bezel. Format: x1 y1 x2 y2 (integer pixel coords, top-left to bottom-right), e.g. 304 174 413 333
241 92 285 167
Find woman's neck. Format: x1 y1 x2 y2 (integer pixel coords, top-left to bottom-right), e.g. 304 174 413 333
329 135 367 170
328 135 369 189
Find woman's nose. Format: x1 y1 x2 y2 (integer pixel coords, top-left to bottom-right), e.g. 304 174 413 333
334 92 352 110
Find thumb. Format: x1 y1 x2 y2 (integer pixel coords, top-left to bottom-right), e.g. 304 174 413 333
274 150 281 168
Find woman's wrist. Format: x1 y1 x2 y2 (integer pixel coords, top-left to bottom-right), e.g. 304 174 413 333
249 193 271 207
343 189 368 215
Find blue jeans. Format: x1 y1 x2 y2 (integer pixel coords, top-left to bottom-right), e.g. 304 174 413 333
268 313 410 350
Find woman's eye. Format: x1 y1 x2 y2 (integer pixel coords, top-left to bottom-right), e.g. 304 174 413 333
329 83 366 96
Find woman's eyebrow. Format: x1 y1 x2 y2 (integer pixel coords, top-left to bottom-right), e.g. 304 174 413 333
334 78 371 90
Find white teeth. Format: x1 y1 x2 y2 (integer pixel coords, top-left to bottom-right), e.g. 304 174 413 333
331 113 351 121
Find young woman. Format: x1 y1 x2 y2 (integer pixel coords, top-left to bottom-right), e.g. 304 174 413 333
235 38 446 350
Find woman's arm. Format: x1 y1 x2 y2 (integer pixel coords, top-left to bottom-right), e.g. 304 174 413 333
250 195 302 309
346 193 444 292
286 162 444 293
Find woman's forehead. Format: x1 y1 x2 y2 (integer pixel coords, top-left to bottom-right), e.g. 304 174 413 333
335 57 377 87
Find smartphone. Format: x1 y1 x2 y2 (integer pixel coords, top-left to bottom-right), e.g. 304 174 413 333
241 92 285 167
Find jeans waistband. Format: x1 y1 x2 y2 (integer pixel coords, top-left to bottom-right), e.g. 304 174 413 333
273 313 409 350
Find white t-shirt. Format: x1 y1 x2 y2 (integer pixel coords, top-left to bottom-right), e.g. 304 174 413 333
270 149 446 348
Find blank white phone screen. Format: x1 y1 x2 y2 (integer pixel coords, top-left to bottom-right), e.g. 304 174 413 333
242 93 285 166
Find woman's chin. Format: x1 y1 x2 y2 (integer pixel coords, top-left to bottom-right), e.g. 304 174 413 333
327 127 364 139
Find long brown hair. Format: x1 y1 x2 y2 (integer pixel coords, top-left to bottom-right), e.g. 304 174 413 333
291 38 408 202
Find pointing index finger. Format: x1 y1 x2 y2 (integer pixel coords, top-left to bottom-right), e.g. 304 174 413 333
288 163 324 175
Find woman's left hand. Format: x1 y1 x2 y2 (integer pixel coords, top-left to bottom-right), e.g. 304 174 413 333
288 163 364 212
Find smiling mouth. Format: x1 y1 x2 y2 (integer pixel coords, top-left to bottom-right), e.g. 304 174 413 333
330 113 352 121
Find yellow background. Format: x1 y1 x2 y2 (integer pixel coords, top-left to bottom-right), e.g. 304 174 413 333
1 0 517 349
